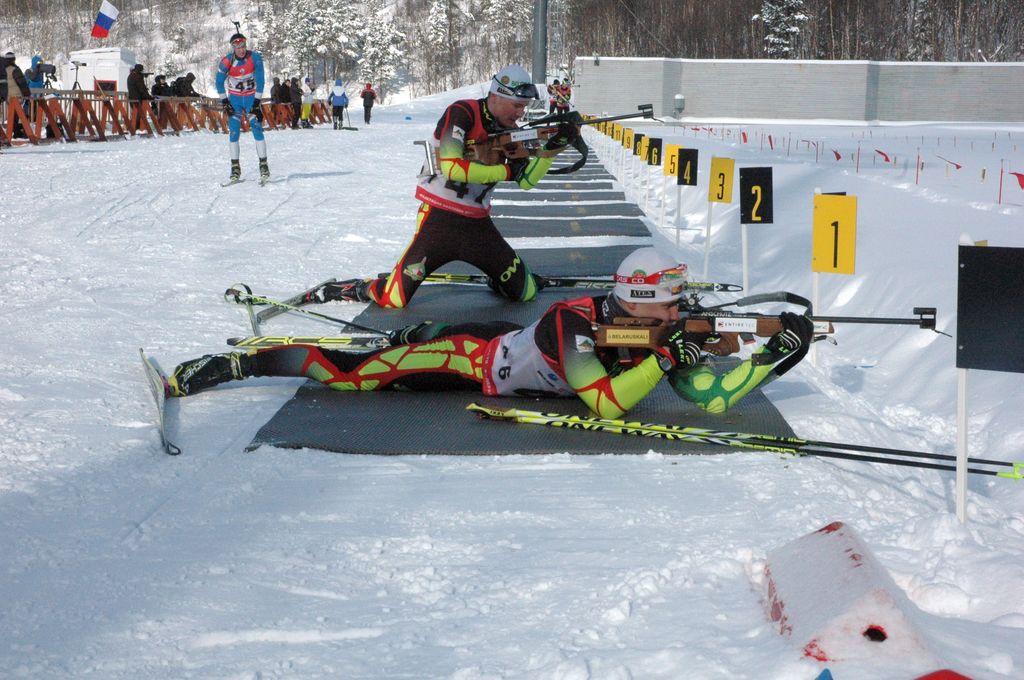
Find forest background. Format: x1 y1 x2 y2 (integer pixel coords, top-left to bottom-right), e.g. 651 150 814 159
3 0 1023 100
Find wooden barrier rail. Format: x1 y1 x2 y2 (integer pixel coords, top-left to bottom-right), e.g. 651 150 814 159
1 89 331 146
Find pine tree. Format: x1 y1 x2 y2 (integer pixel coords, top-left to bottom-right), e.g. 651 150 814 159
907 0 937 61
481 0 532 72
758 0 808 59
358 0 407 99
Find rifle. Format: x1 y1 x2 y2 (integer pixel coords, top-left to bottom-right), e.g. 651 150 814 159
595 291 939 363
450 104 654 175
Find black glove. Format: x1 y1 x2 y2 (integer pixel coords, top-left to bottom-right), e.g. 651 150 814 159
765 312 814 376
507 157 530 183
221 97 234 116
252 97 264 122
655 322 707 373
544 120 581 150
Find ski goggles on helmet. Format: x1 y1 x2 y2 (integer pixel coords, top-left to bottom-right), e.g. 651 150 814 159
230 36 247 47
491 76 539 101
614 264 688 287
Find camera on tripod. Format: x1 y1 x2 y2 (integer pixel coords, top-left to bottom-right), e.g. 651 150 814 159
35 63 57 76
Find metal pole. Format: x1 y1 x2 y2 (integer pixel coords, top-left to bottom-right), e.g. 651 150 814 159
532 0 549 85
956 368 969 523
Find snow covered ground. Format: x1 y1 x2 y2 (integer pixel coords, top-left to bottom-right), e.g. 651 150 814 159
1 85 1022 679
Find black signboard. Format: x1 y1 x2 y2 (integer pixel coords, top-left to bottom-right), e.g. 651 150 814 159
957 245 1024 373
739 166 774 224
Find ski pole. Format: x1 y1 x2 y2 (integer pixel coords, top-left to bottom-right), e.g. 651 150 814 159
381 272 744 293
466 404 1023 479
224 286 389 336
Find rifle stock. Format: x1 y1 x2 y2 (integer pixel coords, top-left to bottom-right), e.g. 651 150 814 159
596 315 836 353
464 104 654 163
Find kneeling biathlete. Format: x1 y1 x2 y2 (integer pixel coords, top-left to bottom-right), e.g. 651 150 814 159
166 248 814 418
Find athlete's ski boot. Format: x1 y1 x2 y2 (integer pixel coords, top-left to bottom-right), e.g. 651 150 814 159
229 159 242 183
258 158 270 185
305 278 373 303
387 321 449 345
168 352 252 397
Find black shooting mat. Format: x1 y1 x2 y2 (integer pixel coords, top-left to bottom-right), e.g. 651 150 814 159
438 244 641 276
247 286 795 455
493 190 626 202
491 202 643 218
494 217 650 238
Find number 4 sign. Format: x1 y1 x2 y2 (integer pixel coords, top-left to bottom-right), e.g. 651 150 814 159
812 194 857 274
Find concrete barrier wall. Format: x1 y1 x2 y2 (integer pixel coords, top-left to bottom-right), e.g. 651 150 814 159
572 57 1024 123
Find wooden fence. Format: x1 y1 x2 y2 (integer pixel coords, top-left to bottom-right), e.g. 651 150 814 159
1 90 330 146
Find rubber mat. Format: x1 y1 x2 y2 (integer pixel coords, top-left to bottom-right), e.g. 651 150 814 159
491 203 643 218
247 286 794 455
493 217 650 238
246 377 793 456
493 190 626 202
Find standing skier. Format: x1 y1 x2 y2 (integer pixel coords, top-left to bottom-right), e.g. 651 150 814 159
328 79 349 129
216 32 269 184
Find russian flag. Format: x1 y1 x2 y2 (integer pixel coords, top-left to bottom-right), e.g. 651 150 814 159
91 1 119 39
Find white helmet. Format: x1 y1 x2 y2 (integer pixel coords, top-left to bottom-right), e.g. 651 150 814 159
613 247 688 303
489 64 539 101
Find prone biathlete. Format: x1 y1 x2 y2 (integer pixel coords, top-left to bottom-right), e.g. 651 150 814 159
163 248 815 418
217 32 270 184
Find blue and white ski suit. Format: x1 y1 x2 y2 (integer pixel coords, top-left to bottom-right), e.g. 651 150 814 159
216 50 266 159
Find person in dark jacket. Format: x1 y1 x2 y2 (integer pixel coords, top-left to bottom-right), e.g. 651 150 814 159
0 51 31 100
1 51 31 139
289 77 302 128
151 74 173 98
360 82 376 124
127 64 153 129
172 72 199 97
270 77 281 104
150 74 173 120
277 75 291 105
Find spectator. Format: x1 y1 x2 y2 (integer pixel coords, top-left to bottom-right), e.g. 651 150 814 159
151 74 173 98
270 76 281 104
172 72 199 97
289 77 301 129
127 64 154 129
1 50 31 100
301 76 314 128
360 82 377 124
1 50 31 139
151 74 173 120
328 78 348 129
25 55 44 90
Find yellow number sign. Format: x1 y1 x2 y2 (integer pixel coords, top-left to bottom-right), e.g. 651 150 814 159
664 144 682 177
623 128 634 150
708 157 735 203
613 123 623 142
812 194 858 274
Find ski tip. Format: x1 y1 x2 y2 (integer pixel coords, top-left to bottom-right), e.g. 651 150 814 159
465 403 514 419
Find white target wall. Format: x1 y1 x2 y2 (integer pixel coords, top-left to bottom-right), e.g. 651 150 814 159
572 57 1024 123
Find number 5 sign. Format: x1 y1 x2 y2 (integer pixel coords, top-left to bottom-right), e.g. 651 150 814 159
812 194 857 274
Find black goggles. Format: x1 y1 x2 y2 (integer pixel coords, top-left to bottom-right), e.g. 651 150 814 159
493 77 538 100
